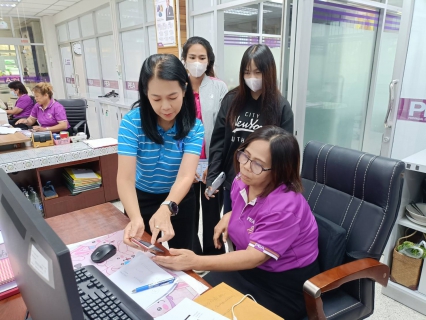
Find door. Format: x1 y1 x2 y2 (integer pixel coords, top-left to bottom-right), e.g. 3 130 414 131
86 99 101 139
289 0 413 156
60 45 76 98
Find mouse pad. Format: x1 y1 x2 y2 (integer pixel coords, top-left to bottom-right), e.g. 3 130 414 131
68 230 139 276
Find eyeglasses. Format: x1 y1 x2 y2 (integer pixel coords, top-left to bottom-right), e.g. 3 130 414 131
237 151 271 175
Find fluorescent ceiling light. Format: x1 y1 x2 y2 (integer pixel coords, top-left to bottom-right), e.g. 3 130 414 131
225 8 272 16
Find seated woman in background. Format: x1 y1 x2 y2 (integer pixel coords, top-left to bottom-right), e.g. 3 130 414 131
153 126 319 320
15 82 70 133
7 81 35 124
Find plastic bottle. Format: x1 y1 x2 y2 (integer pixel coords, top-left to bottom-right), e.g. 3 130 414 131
28 186 44 216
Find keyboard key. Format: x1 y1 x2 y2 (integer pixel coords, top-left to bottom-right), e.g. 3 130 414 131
95 299 102 304
106 301 113 307
112 317 120 320
89 302 96 308
96 292 106 300
116 311 124 317
109 313 116 319
102 306 109 311
105 309 112 315
87 282 96 289
80 276 88 282
99 302 106 308
113 307 120 313
101 288 109 293
110 295 117 301
96 309 103 314
81 303 88 308
89 293 98 301
106 291 113 297
99 313 106 318
93 306 100 311
120 316 128 320
84 272 93 279
96 283 104 289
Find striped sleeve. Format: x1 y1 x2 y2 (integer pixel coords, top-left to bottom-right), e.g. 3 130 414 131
183 119 204 155
118 110 139 157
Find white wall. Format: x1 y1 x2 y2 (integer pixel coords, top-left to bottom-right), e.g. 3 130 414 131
391 1 426 160
41 16 65 99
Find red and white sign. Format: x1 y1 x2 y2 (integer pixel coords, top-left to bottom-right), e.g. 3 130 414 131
87 79 101 87
103 80 119 89
125 81 138 91
397 98 426 123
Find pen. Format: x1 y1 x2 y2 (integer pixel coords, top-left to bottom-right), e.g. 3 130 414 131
131 278 175 293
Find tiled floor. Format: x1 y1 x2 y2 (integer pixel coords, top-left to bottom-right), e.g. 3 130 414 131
110 200 425 319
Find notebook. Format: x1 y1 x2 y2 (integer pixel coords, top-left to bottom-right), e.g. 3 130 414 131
0 230 18 300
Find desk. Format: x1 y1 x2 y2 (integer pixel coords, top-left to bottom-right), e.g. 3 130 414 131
0 203 211 320
0 142 119 217
0 132 30 147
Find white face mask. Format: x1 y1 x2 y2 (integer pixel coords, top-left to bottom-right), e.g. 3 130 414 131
10 90 17 97
186 61 207 78
244 77 262 92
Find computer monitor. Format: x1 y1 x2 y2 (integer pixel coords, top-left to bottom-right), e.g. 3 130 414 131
0 169 84 319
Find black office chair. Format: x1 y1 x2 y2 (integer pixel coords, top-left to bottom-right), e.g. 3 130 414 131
301 141 405 320
57 99 90 139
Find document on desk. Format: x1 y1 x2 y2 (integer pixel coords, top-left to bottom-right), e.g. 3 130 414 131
108 252 176 308
83 138 118 148
156 298 228 320
0 127 21 134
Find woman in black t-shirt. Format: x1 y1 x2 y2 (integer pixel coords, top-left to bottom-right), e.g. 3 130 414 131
206 44 294 213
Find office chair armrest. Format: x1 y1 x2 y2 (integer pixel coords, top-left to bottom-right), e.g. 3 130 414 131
303 258 389 320
73 120 86 134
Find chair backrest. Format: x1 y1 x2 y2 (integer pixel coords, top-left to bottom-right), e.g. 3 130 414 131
301 141 404 271
57 99 89 137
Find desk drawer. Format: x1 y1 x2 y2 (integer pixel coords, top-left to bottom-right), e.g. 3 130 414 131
43 187 106 218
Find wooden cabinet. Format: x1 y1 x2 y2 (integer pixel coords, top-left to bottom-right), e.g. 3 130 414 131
11 154 120 218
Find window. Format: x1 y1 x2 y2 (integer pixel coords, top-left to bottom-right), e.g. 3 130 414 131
224 4 259 33
96 7 113 34
80 14 95 37
119 0 144 28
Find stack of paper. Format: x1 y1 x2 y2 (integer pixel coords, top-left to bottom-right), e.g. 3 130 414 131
83 138 117 149
62 168 102 195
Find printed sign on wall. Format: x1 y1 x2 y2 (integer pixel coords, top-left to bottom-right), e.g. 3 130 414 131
397 98 426 123
154 0 177 47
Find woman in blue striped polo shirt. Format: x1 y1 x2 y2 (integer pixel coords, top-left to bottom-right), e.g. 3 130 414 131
117 54 204 253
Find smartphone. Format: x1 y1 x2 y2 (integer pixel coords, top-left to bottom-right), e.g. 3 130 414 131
130 238 165 255
207 172 226 196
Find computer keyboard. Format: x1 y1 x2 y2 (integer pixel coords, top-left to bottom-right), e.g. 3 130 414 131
74 265 153 320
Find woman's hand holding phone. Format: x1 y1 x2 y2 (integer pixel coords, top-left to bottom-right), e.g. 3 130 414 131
123 217 145 247
149 205 175 244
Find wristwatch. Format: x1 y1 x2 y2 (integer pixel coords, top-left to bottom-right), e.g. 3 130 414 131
161 201 179 216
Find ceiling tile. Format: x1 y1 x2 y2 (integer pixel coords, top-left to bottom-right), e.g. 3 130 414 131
55 1 78 6
16 3 48 9
49 5 68 10
21 0 57 4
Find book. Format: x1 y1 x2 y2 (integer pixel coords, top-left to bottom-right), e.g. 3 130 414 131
0 231 18 300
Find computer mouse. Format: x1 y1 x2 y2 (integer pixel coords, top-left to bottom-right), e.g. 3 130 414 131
91 244 117 263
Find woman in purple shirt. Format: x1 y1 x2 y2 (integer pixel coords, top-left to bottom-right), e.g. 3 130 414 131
7 81 35 120
16 82 70 133
153 126 320 320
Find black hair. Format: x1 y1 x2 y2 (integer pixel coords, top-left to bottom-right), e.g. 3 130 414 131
234 125 303 197
181 36 215 77
7 81 28 95
227 44 281 129
132 54 196 144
